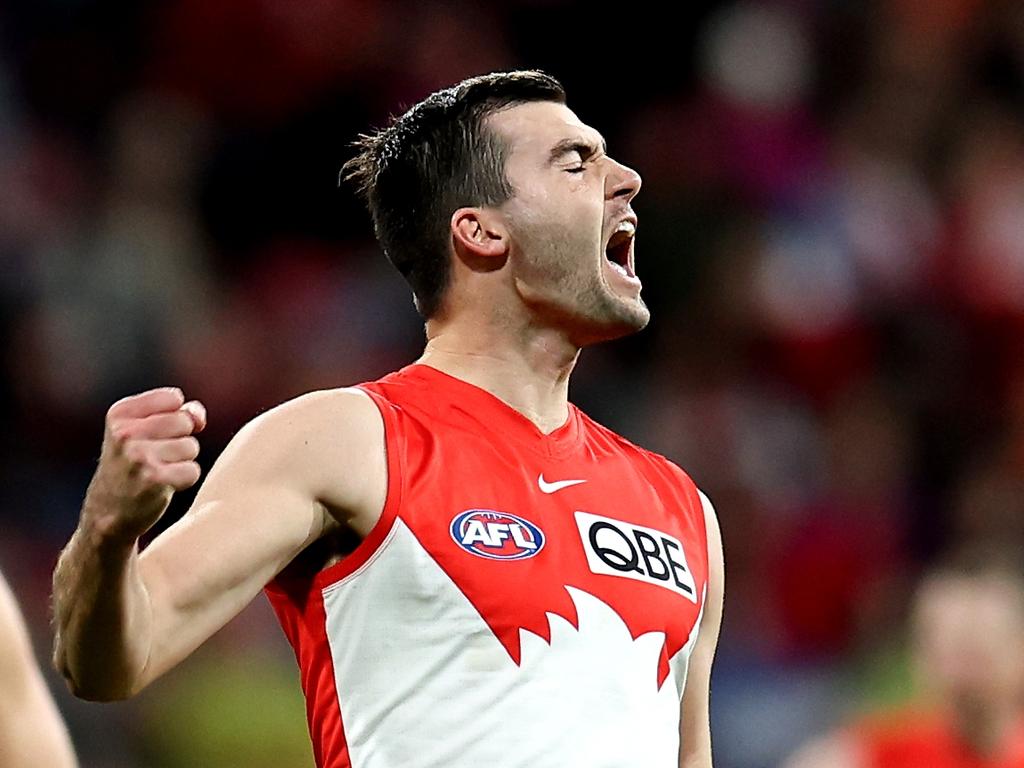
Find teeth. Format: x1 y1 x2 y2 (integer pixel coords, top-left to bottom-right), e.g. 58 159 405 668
616 221 636 236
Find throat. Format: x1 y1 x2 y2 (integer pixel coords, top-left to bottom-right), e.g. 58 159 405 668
417 336 579 435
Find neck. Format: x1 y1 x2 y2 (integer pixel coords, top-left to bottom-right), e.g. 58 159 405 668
418 313 580 434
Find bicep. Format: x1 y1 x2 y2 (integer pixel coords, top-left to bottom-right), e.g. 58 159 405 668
136 388 385 686
679 491 724 768
138 481 327 683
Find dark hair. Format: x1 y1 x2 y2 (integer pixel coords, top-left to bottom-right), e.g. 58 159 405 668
342 70 566 318
925 541 1024 593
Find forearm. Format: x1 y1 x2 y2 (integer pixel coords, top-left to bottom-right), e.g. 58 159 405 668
52 518 153 701
680 745 712 768
679 700 713 768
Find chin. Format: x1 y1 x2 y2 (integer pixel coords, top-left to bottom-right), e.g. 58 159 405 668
573 297 651 347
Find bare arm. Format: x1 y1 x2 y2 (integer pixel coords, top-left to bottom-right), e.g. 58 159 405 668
52 386 385 700
0 574 77 768
679 491 725 768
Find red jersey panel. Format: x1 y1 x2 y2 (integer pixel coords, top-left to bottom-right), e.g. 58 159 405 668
267 364 711 768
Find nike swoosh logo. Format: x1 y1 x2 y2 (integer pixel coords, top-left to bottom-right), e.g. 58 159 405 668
538 474 587 494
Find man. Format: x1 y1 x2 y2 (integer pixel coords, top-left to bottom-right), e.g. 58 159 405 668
0 571 77 767
52 70 724 767
784 545 1024 768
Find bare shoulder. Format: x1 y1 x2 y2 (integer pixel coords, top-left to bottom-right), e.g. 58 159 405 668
205 387 387 532
696 488 724 630
697 490 722 551
238 386 383 446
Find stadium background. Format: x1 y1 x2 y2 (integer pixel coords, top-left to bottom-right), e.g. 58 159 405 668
2 1 1024 766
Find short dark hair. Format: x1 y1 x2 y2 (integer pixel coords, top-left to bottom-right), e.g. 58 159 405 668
342 70 566 318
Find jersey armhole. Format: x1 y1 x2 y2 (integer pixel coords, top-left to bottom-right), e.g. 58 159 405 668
694 487 714 609
696 489 713 551
306 385 405 590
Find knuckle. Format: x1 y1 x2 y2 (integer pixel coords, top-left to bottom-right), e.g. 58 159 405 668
138 465 161 486
169 464 200 490
108 424 130 445
123 443 148 467
109 391 142 415
107 397 130 417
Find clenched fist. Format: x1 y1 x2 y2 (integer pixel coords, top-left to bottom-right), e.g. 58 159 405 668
83 387 207 543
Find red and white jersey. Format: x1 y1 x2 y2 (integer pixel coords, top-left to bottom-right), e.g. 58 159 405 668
266 364 711 768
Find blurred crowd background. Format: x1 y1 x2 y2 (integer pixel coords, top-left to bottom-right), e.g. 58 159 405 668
2 0 1024 766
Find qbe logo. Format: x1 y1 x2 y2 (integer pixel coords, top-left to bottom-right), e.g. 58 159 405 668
450 510 546 561
574 511 698 602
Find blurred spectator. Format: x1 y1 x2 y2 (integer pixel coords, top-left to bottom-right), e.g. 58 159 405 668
783 544 1024 768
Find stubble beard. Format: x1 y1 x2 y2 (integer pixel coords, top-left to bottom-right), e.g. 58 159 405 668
514 222 650 346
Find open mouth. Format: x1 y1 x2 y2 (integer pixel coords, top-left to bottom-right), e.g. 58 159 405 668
604 220 636 278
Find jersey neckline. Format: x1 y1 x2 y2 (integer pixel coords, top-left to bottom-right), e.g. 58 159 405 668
395 363 584 458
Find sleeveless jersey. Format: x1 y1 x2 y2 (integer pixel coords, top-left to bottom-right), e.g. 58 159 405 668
266 364 711 768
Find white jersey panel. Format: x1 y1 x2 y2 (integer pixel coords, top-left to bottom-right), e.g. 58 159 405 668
321 518 698 768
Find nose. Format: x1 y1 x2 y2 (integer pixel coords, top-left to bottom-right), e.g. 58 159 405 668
607 158 642 203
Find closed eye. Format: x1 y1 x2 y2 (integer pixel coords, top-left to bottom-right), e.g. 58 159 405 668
550 137 606 170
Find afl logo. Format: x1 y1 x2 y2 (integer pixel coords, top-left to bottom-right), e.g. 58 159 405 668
450 510 546 561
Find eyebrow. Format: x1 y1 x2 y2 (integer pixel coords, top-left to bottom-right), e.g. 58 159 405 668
549 136 608 164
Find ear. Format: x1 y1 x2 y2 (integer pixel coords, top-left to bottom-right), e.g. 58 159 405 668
450 207 508 263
